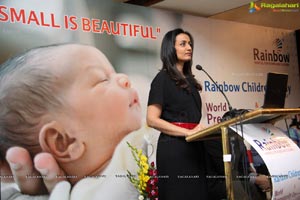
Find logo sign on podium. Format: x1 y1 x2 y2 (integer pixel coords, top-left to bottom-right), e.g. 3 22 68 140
230 123 300 200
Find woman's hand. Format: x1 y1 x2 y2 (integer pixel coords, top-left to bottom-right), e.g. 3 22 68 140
186 124 206 136
2 147 67 195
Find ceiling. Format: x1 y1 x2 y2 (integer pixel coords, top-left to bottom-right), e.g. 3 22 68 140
116 0 300 31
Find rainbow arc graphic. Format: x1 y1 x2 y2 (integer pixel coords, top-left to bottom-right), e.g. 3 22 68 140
249 1 261 13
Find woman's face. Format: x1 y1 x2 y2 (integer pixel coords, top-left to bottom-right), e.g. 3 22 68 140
174 33 193 63
50 44 142 170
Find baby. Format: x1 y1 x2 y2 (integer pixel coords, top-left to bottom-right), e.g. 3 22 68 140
0 44 143 198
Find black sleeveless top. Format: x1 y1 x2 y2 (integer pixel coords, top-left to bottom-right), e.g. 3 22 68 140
148 70 202 123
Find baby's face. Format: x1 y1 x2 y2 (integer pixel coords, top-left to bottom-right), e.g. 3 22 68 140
49 44 142 169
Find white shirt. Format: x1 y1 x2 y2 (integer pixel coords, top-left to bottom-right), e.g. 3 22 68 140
49 129 158 200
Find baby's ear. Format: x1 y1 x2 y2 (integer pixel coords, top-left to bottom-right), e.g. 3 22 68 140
39 121 85 163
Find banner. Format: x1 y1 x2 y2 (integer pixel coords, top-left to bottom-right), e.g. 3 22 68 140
230 123 300 200
1 0 300 199
0 0 299 127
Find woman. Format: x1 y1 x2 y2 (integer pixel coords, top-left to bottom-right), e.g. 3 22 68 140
147 28 208 200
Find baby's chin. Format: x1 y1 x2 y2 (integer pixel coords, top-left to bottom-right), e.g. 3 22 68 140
130 110 142 130
122 120 142 138
129 120 142 133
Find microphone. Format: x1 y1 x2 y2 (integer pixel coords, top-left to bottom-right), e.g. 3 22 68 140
196 64 233 112
196 65 248 121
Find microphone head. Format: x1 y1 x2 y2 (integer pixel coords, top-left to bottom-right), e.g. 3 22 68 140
196 65 202 71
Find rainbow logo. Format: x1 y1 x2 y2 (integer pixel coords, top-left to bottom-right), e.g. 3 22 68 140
262 127 274 136
249 1 261 13
274 38 283 50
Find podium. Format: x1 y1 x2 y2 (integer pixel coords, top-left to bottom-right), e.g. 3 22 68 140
186 108 300 200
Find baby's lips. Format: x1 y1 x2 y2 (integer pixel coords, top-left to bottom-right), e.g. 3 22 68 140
129 90 140 107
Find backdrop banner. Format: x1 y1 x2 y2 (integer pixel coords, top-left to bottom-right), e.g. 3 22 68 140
1 0 300 199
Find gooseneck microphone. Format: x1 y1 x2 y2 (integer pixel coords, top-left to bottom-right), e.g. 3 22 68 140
196 64 233 112
195 64 248 121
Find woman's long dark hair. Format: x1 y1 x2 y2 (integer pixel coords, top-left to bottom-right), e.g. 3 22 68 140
160 28 202 92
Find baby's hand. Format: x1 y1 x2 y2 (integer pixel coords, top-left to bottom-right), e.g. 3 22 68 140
5 147 67 195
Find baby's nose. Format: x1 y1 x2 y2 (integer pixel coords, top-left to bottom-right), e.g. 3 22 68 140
117 74 131 88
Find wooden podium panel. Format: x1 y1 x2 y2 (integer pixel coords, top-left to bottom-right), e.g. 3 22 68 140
186 108 300 200
186 108 300 142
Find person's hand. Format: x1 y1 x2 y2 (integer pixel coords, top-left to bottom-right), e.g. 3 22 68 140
186 123 206 136
3 146 67 195
255 174 271 192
